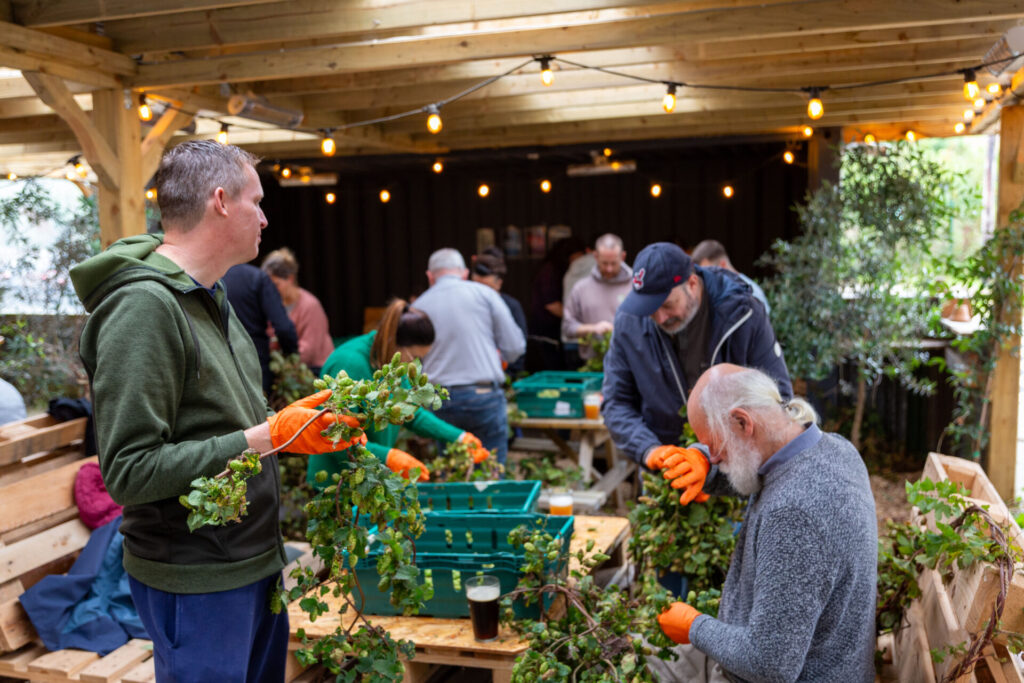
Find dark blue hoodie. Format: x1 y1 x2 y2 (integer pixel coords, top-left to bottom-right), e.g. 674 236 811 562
601 267 792 465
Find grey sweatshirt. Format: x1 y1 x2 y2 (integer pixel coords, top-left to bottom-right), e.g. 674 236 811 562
692 427 877 683
562 263 632 358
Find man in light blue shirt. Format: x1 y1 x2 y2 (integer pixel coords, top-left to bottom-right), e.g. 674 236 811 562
691 239 771 316
415 248 526 462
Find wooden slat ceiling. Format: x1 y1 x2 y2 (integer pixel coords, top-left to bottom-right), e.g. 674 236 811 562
0 0 1021 176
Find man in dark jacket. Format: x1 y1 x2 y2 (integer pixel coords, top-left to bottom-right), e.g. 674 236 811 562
223 262 298 391
601 242 791 473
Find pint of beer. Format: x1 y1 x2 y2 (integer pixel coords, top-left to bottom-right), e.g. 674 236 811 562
465 575 501 641
549 491 573 516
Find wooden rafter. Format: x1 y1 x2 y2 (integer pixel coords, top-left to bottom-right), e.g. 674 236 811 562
9 0 281 27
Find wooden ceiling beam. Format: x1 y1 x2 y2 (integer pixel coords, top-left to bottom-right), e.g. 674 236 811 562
0 21 135 76
0 45 121 89
10 0 282 27
0 93 91 118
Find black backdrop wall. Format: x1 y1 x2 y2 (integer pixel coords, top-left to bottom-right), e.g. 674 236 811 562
255 138 809 339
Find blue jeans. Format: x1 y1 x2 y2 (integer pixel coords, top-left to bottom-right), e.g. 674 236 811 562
128 573 288 682
435 385 508 464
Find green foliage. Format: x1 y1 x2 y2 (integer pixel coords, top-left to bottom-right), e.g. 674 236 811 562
875 478 1021 635
578 331 612 373
930 207 1024 460
181 354 448 681
501 522 675 683
508 452 584 490
430 439 505 482
630 471 743 603
760 142 977 445
179 450 262 531
268 350 317 411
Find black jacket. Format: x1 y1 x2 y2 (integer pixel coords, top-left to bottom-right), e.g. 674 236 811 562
222 263 298 390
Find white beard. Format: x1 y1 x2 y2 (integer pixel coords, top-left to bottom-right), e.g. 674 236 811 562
719 432 763 496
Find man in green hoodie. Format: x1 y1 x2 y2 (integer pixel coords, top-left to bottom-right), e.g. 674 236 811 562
71 140 361 681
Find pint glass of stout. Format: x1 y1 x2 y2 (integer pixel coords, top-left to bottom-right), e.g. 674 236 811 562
465 575 501 642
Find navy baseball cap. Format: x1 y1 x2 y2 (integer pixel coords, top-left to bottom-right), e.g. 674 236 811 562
620 243 694 316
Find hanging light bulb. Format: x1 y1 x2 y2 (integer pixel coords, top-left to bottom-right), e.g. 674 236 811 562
137 94 152 122
603 147 612 157
864 133 877 144
987 82 1003 97
425 104 443 134
380 189 391 203
954 122 966 134
65 170 76 181
432 160 444 174
325 192 336 204
539 57 553 86
905 130 917 143
650 183 662 198
540 179 552 193
74 158 87 178
662 84 677 113
963 109 975 123
806 88 824 120
722 185 734 198
280 167 292 179
973 97 986 111
145 188 157 201
216 123 229 145
963 69 980 101
6 172 16 181
478 183 490 198
783 150 795 164
320 133 336 157
802 125 813 138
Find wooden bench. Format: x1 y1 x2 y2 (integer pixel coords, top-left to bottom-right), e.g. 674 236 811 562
0 414 309 682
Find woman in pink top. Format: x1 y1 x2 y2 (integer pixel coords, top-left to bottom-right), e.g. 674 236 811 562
262 247 334 375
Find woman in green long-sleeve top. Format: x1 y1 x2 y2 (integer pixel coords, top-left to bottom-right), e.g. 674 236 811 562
306 298 489 487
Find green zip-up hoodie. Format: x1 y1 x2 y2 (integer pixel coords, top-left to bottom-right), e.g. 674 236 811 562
71 234 286 594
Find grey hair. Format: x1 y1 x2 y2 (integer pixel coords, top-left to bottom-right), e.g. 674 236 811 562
262 247 298 279
700 367 818 443
595 233 624 251
428 248 466 273
156 140 260 231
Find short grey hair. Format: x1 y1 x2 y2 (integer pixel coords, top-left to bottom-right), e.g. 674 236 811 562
262 247 298 279
595 233 624 251
428 248 466 273
699 367 818 443
156 140 260 231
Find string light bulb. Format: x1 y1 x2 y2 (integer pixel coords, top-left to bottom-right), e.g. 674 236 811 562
137 94 152 122
973 97 986 111
963 109 975 123
905 130 917 143
954 122 966 134
6 172 16 181
478 183 490 198
280 167 292 179
806 88 824 120
325 192 336 204
963 70 980 101
216 123 229 145
74 158 87 178
864 133 876 144
603 147 612 157
650 184 662 198
802 126 813 138
432 160 444 173
425 104 443 134
145 188 157 201
539 57 553 86
540 179 551 193
320 133 336 157
987 82 1003 97
783 150 795 164
662 84 677 113
722 185 734 198
380 189 391 203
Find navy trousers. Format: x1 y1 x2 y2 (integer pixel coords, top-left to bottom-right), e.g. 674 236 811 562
128 573 288 682
435 385 509 464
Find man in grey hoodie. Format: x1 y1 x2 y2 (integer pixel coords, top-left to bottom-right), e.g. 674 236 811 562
651 364 876 683
562 233 632 359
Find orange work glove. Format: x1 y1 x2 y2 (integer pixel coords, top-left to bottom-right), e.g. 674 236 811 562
662 447 711 505
267 390 366 454
658 602 702 645
645 444 684 470
459 432 490 464
386 448 430 482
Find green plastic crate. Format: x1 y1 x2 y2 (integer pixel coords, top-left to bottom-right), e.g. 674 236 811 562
512 371 603 418
356 512 573 618
416 480 541 514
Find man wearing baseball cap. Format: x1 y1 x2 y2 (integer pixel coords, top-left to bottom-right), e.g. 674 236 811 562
601 242 792 484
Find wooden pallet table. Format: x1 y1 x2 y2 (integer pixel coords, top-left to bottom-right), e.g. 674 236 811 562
288 515 630 683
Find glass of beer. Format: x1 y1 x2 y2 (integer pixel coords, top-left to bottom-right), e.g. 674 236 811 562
549 489 573 516
465 575 501 642
584 392 602 420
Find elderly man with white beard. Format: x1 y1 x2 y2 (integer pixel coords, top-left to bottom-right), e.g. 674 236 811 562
647 364 877 683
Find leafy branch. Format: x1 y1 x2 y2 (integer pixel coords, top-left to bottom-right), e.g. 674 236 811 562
430 439 505 482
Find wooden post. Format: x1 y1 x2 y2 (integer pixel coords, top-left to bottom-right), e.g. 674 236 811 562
92 89 145 247
987 105 1024 501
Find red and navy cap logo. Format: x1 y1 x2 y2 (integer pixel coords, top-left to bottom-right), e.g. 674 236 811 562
632 268 645 291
